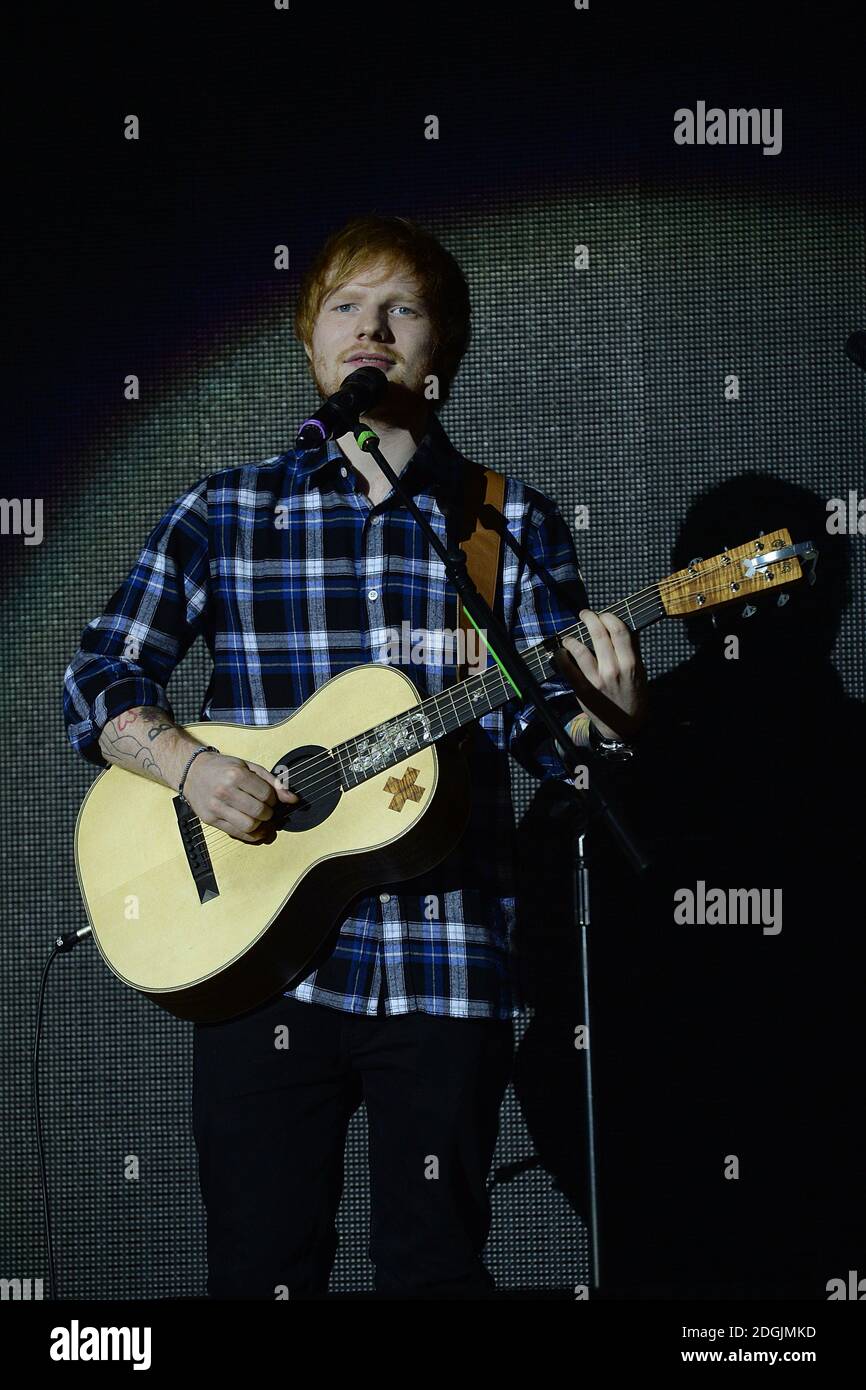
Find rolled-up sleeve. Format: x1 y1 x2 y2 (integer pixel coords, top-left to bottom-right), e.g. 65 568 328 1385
63 480 210 768
504 497 588 781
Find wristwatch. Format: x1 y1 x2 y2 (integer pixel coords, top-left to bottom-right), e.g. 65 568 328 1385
587 721 635 761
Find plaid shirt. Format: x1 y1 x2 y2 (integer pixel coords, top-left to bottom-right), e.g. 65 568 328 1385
63 412 587 1019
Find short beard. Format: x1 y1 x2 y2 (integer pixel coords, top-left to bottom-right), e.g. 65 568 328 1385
309 355 438 433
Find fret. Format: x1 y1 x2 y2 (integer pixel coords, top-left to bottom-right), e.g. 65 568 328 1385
430 697 446 742
333 743 348 790
445 684 459 736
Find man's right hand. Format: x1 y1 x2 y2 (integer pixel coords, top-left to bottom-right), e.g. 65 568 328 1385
182 752 299 843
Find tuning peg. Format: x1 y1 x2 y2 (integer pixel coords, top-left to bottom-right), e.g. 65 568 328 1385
776 592 789 607
741 603 757 618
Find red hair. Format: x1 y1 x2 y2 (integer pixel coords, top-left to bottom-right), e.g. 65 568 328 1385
294 215 471 405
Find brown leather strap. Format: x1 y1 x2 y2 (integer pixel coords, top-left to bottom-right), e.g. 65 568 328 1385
454 461 506 682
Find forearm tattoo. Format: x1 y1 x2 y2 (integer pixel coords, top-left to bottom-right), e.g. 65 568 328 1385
99 706 176 779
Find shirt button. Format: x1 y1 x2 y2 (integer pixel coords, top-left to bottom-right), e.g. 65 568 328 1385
340 466 348 477
368 588 379 601
379 893 390 904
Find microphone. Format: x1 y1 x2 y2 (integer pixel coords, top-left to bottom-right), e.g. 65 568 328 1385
295 365 389 451
845 332 866 370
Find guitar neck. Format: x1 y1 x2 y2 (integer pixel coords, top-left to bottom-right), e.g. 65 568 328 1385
335 581 665 789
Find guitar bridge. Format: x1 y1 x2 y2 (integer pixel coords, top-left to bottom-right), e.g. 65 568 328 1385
173 796 220 904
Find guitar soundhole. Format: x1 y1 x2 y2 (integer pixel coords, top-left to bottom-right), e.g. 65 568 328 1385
270 745 341 833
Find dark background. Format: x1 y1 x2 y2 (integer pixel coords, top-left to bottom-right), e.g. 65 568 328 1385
2 0 864 1299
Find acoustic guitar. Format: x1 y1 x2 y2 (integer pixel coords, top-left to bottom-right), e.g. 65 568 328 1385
74 530 815 1023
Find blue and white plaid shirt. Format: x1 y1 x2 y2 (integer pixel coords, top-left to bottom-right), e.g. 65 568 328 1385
63 411 587 1019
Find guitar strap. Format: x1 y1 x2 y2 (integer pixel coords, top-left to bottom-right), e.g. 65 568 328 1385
451 459 507 683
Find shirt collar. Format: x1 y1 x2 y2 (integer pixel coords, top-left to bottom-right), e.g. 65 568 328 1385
290 410 465 504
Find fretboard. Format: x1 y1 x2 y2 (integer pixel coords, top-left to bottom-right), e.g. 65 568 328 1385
332 582 664 790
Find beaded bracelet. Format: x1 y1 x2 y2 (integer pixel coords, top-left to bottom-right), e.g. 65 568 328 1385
177 745 219 802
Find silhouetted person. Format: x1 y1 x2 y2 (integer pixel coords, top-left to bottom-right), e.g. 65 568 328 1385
515 473 864 1298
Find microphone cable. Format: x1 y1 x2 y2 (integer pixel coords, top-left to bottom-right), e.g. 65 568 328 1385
33 925 92 1300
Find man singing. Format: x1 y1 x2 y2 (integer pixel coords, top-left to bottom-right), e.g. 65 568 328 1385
63 214 647 1299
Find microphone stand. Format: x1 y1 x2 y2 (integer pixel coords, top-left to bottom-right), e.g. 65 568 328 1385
353 422 650 873
351 421 651 1297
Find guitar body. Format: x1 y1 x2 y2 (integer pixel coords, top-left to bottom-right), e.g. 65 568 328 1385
74 664 472 1023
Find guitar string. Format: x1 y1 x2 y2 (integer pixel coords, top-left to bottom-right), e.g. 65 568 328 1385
195 585 662 861
186 557 784 862
191 560 779 864
197 559 770 830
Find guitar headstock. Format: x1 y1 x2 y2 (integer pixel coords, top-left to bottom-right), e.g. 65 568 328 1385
659 530 819 617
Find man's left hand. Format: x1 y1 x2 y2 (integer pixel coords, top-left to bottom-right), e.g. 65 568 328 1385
552 609 649 742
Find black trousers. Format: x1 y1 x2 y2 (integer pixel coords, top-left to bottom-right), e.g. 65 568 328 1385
192 994 514 1299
